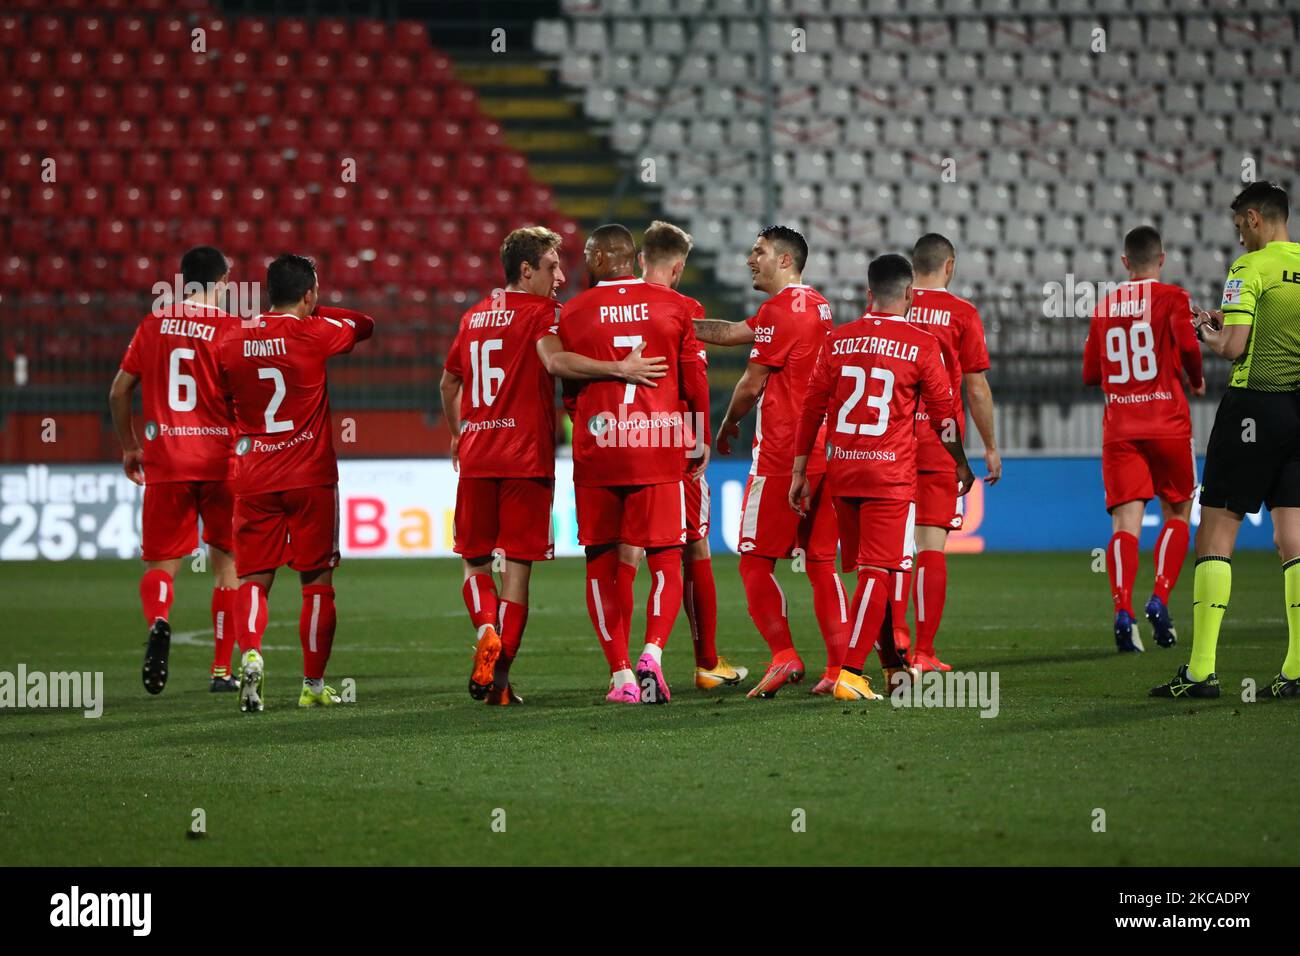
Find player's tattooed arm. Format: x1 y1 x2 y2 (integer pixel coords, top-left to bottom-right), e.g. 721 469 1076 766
535 336 667 386
108 369 145 484
693 318 755 347
439 369 463 471
963 370 1001 486
717 361 769 455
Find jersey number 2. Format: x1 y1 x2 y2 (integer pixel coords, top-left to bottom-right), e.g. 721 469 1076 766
257 367 294 434
836 366 894 436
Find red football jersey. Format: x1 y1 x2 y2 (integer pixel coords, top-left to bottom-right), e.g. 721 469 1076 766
677 293 710 476
218 307 372 496
1082 279 1201 443
796 312 954 500
445 290 559 479
746 284 832 476
119 300 238 483
558 277 708 487
906 287 989 473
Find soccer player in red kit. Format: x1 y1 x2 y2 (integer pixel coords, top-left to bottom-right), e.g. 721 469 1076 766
109 246 241 695
217 254 374 713
638 220 748 690
1083 226 1204 652
696 226 851 699
897 233 1001 672
558 223 711 704
441 226 666 705
791 254 974 701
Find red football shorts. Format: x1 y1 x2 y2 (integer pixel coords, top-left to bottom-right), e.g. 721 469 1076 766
575 481 686 548
1102 437 1197 511
141 479 234 561
834 496 916 573
738 472 837 562
234 483 340 577
915 468 964 530
454 476 555 561
684 473 711 543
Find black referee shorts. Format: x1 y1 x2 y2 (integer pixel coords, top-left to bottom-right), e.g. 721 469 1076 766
1200 388 1300 514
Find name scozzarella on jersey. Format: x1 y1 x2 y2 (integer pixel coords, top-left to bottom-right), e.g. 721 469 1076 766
832 335 920 362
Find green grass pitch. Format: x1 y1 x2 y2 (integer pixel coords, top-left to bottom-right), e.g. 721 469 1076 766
1 552 1297 866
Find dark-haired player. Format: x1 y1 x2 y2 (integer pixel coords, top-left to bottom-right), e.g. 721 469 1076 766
791 254 973 700
1153 181 1300 699
1083 226 1203 653
695 226 850 699
110 246 241 694
558 223 711 704
217 254 374 713
441 226 665 705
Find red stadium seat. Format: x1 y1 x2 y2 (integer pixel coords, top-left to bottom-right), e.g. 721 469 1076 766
416 52 455 84
266 117 305 148
72 16 107 47
282 82 317 116
344 218 380 252
136 220 172 254
15 50 49 82
204 83 239 116
81 83 118 117
315 19 350 53
136 50 170 81
384 219 420 252
274 18 311 52
364 86 400 118
221 219 257 254
67 185 104 217
155 17 189 49
453 154 490 188
113 16 149 49
466 117 504 149
220 49 257 82
38 83 72 115
0 82 31 115
264 219 295 251
145 117 181 146
174 53 215 83
10 218 45 254
443 87 479 120
343 52 376 84
195 187 228 218
294 150 327 183
154 186 188 217
121 82 159 116
466 220 504 254
30 15 65 48
54 50 91 81
228 117 261 149
258 51 295 83
375 152 412 183
330 255 366 290
235 186 272 218
163 84 198 114
352 118 384 144
233 17 271 50
96 50 135 82
203 16 230 48
251 151 288 183
325 85 361 116
403 186 438 215
82 255 116 292
212 152 247 185
5 150 36 182
303 219 339 250
243 82 278 115
442 187 476 216
480 186 516 217
379 53 415 86
402 86 439 118
426 120 461 152
318 185 354 215
0 16 22 47
61 218 92 253
96 219 131 254
427 219 460 252
186 118 225 149
21 116 58 149
280 187 311 217
492 153 531 186
373 251 407 285
353 20 388 53
35 255 71 290
131 151 166 183
298 52 334 84
390 118 424 150
393 22 429 54
113 186 150 218
123 254 162 290
178 219 218 248
106 118 142 149
359 185 394 215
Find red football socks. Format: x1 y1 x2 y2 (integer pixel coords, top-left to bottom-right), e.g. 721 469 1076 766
842 567 890 672
684 556 718 669
807 559 849 675
462 573 499 632
236 580 268 654
1152 519 1190 603
891 567 912 643
211 586 237 676
299 584 336 680
586 549 630 673
140 568 173 624
739 553 794 655
1107 531 1139 616
615 560 638 646
913 551 948 657
643 549 683 649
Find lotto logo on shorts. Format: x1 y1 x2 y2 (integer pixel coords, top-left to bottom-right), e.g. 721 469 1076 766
143 421 158 441
235 437 252 456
